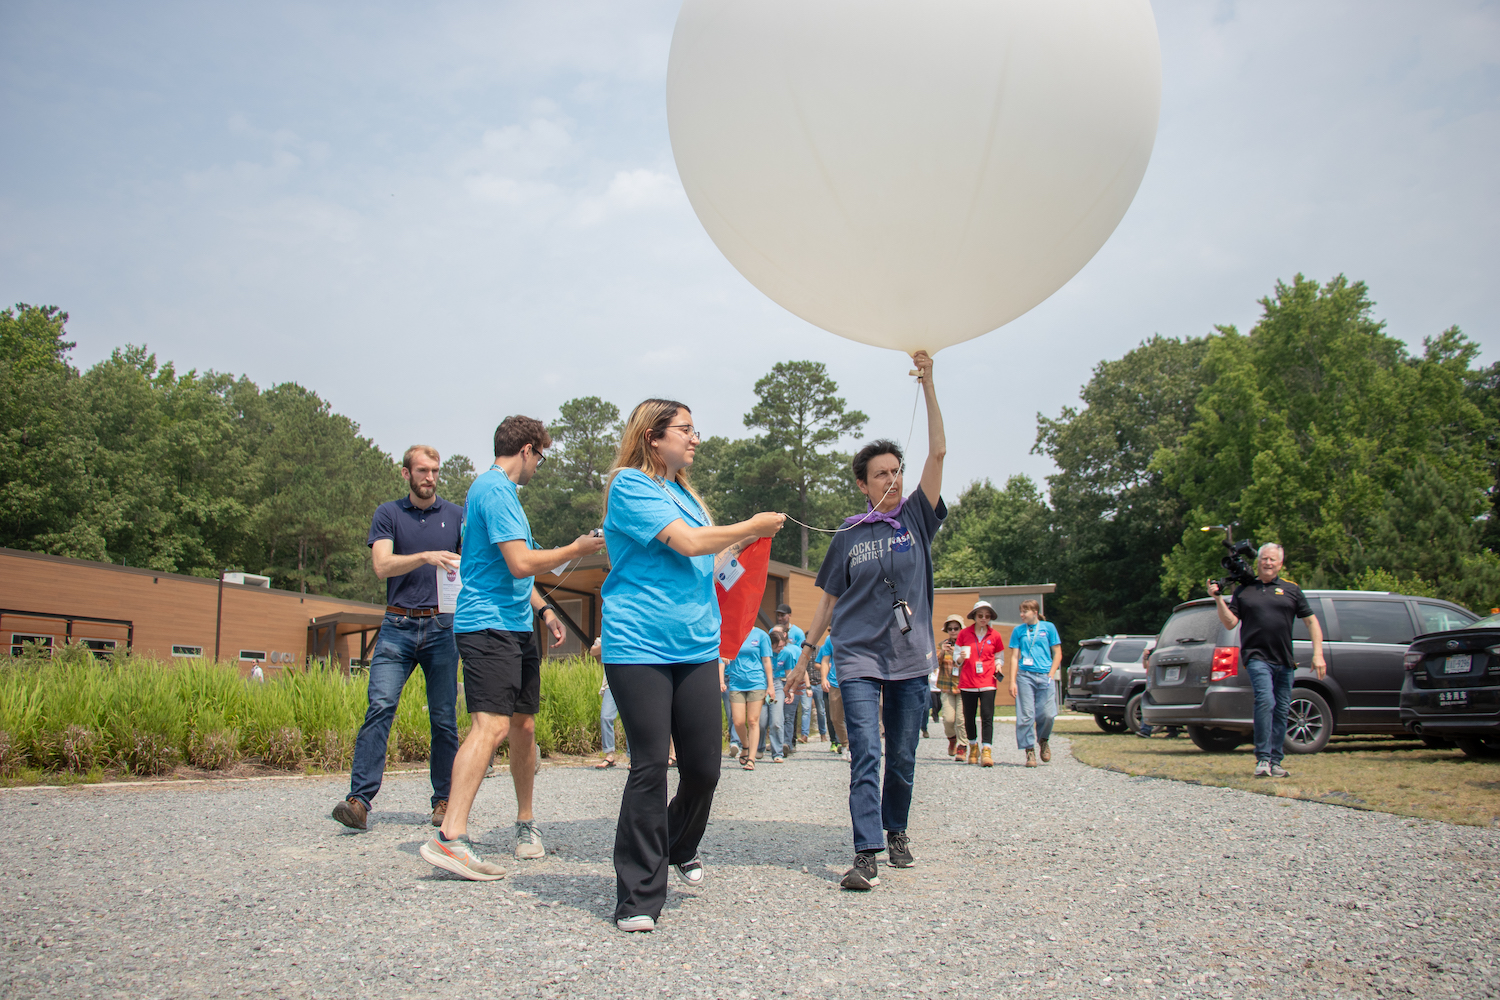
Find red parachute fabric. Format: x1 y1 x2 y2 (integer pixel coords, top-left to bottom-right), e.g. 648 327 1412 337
716 537 772 660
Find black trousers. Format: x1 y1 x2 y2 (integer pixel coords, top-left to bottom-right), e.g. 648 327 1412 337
961 689 996 745
603 659 721 921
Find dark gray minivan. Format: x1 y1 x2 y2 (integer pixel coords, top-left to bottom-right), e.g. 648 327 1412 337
1065 635 1157 733
1141 591 1477 753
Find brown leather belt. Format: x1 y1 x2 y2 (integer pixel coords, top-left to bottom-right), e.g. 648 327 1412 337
386 605 440 618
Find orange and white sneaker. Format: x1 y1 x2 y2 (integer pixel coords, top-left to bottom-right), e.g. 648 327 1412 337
420 834 507 881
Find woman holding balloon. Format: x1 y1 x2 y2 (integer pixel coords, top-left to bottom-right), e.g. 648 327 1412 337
599 399 784 932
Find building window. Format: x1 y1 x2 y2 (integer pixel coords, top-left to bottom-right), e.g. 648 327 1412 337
172 645 204 658
239 650 267 662
79 638 117 658
10 634 54 658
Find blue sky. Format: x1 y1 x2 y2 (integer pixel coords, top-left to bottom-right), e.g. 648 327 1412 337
2 1 1496 501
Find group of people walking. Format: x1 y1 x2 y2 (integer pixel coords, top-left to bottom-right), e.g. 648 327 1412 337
329 350 1063 933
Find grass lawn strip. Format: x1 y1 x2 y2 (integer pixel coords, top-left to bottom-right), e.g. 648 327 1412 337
1061 718 1500 827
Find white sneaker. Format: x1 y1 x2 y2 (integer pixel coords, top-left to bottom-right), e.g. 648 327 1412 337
514 820 545 859
1253 759 1271 778
674 856 705 886
841 748 852 762
616 915 656 932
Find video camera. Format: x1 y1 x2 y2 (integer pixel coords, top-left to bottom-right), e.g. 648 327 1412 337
1201 524 1257 594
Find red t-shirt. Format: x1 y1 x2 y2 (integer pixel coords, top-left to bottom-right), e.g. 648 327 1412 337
956 624 1005 690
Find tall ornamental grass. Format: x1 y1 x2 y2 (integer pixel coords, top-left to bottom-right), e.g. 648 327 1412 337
0 644 611 779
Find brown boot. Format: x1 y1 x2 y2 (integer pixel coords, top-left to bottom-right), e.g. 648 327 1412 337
1025 748 1038 768
1039 739 1051 763
430 799 448 827
332 796 368 830
947 736 957 757
981 746 993 767
967 743 980 765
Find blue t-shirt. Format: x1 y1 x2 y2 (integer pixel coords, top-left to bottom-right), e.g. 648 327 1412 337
367 496 462 609
454 469 535 633
726 627 772 691
600 469 719 664
773 645 798 680
785 623 806 651
818 635 838 688
1010 621 1062 673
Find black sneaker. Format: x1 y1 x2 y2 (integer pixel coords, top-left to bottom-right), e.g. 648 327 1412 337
885 830 915 868
840 852 880 890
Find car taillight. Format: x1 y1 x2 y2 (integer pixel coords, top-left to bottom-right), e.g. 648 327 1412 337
1404 652 1422 672
1209 647 1239 683
1094 665 1112 680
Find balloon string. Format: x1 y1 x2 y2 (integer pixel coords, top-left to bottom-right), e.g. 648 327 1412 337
780 381 922 535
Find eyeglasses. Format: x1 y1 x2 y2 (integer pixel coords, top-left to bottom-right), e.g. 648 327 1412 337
665 423 701 440
943 625 962 632
528 446 547 465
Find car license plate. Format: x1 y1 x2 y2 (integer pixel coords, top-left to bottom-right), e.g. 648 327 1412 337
1438 690 1469 708
1163 666 1181 683
1443 654 1472 674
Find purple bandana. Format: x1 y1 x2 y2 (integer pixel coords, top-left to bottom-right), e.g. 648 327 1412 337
842 497 906 533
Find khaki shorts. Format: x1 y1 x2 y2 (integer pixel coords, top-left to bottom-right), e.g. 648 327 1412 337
727 689 767 705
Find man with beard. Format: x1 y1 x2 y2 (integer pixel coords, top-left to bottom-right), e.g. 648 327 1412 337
333 445 464 831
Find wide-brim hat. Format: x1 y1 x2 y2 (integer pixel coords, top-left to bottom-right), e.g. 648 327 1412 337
943 614 965 628
967 600 997 620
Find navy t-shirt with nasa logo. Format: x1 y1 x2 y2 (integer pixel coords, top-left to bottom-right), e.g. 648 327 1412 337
813 488 946 683
1228 576 1314 669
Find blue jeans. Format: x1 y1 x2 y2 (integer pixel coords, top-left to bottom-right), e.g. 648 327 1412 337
723 690 739 750
809 686 828 736
349 612 460 808
841 675 928 852
782 689 800 747
1245 657 1294 764
1014 671 1056 749
759 678 785 756
601 686 619 755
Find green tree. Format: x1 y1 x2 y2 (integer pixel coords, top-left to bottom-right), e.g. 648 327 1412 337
1158 275 1495 609
521 396 621 548
438 453 476 505
0 304 75 374
742 361 868 567
932 476 1056 589
1035 334 1209 639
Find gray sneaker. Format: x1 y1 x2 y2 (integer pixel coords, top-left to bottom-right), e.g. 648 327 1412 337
514 820 545 859
1269 762 1290 778
1254 759 1271 778
419 835 507 881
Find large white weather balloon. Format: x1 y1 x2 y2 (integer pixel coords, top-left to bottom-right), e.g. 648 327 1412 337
666 0 1161 354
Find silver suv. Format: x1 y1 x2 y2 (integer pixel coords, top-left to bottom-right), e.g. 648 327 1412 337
1141 591 1476 753
1065 635 1157 733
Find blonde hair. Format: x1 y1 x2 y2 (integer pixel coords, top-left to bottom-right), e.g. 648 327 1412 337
402 444 440 471
606 399 712 523
1019 598 1046 621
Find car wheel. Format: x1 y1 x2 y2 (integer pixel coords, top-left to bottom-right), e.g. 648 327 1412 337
1094 713 1128 734
1124 693 1145 735
1284 688 1333 754
1186 725 1245 752
1420 735 1455 750
1454 737 1500 759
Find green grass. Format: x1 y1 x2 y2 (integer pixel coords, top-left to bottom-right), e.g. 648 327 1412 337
0 644 612 782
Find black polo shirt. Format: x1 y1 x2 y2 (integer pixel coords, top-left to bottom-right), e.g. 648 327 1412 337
367 495 463 609
1228 576 1314 669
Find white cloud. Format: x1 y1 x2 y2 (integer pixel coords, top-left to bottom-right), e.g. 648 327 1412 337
571 168 682 226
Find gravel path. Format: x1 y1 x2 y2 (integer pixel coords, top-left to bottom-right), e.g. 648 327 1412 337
3 724 1497 999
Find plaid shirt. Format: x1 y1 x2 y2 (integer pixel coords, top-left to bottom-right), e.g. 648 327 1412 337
935 644 962 694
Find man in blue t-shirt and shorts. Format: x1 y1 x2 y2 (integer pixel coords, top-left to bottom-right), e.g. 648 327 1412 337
787 350 947 891
420 416 605 881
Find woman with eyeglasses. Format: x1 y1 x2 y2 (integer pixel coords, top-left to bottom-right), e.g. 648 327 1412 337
599 399 784 933
935 614 967 760
956 599 1006 767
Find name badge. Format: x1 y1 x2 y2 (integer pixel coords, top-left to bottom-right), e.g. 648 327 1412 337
1021 656 1034 667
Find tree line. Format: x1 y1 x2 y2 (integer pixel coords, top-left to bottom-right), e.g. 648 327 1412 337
5 272 1496 647
934 274 1500 650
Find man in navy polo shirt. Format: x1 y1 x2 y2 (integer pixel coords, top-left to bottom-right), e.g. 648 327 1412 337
332 445 463 831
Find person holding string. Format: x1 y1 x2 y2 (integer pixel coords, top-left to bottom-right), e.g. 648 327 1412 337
599 398 784 932
786 351 946 891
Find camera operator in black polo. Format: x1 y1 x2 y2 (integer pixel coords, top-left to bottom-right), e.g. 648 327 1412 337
1207 542 1326 778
